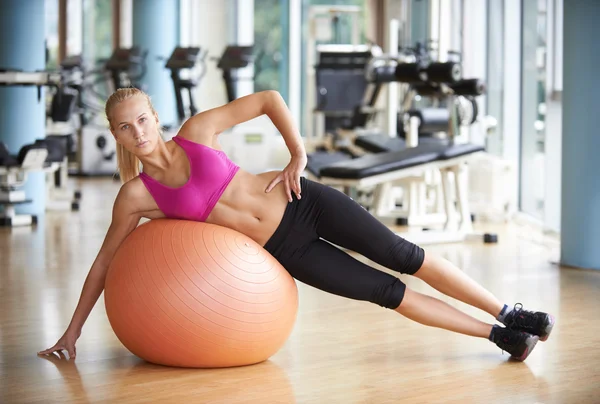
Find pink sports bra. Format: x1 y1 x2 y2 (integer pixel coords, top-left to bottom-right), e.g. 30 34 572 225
139 135 240 222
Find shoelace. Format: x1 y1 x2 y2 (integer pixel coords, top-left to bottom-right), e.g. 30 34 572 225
507 303 538 330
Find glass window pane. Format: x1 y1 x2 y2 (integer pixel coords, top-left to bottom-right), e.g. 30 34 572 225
45 0 59 69
520 0 547 219
67 0 83 56
486 0 504 157
82 0 113 65
254 0 289 102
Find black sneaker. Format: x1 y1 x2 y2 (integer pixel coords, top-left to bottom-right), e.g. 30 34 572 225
504 303 555 341
490 325 539 361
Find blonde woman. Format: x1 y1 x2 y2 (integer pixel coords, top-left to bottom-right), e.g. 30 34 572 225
39 88 554 362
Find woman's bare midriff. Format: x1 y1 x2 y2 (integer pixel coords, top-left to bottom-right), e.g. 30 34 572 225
134 169 291 247
204 170 290 246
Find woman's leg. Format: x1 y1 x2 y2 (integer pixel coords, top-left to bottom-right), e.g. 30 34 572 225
268 179 542 359
412 254 504 318
309 181 503 317
307 180 553 344
395 288 492 338
281 238 493 338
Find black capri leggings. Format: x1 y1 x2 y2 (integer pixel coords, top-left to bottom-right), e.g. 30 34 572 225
263 177 425 309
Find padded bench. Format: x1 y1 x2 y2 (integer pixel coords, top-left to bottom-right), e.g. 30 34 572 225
306 149 354 178
315 142 493 246
319 143 484 180
354 133 449 154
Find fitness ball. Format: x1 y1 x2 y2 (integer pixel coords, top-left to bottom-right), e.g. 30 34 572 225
104 219 298 368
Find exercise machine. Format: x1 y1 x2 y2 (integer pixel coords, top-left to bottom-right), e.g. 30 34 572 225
165 47 207 124
77 47 148 177
310 43 384 154
304 4 363 141
0 68 81 213
215 45 255 103
46 56 85 210
0 141 49 227
104 46 148 91
310 44 496 245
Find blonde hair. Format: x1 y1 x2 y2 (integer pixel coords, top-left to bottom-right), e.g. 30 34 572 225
105 87 158 183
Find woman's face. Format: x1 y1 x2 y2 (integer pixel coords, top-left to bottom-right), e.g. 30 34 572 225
110 95 160 156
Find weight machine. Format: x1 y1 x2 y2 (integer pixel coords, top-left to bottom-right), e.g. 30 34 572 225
0 68 82 214
305 16 497 244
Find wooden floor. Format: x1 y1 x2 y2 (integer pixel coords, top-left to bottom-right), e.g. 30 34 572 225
2 177 599 404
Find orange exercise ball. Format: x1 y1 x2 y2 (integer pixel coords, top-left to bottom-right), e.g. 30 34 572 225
104 219 298 368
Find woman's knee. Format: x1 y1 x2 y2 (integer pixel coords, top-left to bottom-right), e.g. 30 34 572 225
371 277 408 309
389 238 426 275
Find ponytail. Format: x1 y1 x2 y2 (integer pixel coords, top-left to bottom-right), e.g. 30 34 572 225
105 87 157 184
116 142 140 183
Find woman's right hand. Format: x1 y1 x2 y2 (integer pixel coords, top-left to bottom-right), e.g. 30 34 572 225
37 329 81 360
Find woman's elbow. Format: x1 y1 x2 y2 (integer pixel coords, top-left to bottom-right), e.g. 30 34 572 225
261 90 284 113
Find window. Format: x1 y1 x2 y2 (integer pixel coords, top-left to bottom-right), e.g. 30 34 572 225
486 0 504 156
254 0 289 102
45 0 59 69
82 0 113 65
519 0 548 219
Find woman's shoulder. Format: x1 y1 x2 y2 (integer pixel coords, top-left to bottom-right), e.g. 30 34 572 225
114 177 165 220
114 177 153 211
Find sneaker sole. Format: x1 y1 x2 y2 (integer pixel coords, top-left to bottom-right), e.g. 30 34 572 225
540 315 555 342
512 335 539 361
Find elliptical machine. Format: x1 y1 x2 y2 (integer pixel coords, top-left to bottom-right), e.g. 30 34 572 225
164 47 207 124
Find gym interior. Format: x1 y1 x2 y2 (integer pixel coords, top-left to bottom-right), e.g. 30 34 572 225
1 0 599 402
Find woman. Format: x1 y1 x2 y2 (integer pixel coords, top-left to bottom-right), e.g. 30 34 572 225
38 87 554 362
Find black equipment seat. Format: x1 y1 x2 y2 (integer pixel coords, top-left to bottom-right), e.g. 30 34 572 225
440 143 483 159
354 133 450 153
306 150 354 178
319 143 484 180
354 134 405 153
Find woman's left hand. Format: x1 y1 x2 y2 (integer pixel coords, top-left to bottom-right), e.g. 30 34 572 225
265 154 307 202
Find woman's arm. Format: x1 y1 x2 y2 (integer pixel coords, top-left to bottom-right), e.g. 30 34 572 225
180 90 306 158
181 90 307 200
68 189 141 331
38 184 141 359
